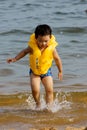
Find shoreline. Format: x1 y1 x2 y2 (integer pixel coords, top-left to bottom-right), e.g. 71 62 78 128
0 126 87 130
30 127 87 130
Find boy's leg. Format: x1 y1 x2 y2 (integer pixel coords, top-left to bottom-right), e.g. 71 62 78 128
41 76 53 105
30 73 41 108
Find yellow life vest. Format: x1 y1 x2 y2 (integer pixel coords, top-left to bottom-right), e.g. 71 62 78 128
28 33 58 75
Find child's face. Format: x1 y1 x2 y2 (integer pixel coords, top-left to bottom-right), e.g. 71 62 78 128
36 35 51 49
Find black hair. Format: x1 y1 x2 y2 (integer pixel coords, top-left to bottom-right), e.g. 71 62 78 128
35 24 52 39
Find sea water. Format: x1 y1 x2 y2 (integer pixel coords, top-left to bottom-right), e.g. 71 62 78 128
0 0 87 129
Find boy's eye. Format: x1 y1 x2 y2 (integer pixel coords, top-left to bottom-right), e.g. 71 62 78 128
38 40 48 44
44 40 48 43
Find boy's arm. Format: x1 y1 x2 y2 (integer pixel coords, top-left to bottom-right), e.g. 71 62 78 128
53 48 63 80
7 46 32 63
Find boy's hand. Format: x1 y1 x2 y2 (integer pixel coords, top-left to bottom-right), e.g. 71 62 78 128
7 58 16 63
58 72 63 80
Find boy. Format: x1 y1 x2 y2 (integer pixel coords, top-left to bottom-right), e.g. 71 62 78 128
7 24 63 108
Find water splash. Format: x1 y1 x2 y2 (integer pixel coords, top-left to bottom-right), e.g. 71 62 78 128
26 94 36 110
26 92 72 113
46 92 72 113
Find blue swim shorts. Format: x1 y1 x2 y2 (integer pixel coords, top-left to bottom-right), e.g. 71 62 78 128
29 68 52 79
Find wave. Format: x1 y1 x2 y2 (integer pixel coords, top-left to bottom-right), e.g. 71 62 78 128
0 91 87 107
54 11 75 15
0 26 87 36
0 92 29 107
24 3 43 7
0 29 32 35
53 26 87 34
0 68 14 77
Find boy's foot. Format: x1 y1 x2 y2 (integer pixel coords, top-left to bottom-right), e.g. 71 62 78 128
35 102 41 110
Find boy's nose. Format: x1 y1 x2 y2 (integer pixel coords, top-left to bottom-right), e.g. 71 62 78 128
42 42 47 45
